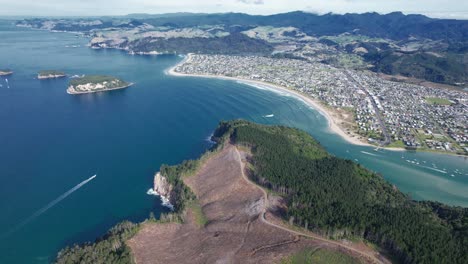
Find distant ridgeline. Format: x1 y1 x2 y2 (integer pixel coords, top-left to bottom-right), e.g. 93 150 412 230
214 120 467 264
54 120 467 263
16 11 468 85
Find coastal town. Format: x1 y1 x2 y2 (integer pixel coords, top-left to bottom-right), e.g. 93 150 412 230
174 54 468 155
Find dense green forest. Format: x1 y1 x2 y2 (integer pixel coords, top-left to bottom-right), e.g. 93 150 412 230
55 120 467 263
18 12 468 85
19 12 468 41
137 12 468 41
362 49 467 85
55 221 139 264
124 33 273 55
215 120 467 264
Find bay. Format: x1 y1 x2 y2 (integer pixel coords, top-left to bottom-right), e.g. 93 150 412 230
0 21 466 264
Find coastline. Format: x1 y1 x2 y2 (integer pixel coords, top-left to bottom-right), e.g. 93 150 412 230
66 83 134 95
166 55 468 157
166 54 374 148
0 71 13 76
38 74 66 80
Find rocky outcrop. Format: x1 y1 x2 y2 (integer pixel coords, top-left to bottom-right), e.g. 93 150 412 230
153 172 172 198
38 74 66 79
0 70 13 76
150 172 175 210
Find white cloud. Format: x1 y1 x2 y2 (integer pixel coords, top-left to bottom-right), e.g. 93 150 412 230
237 0 264 5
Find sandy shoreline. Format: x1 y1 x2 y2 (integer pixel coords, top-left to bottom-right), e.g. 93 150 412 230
165 54 468 155
166 54 377 147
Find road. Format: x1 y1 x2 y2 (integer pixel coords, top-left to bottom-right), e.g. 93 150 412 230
344 71 391 146
233 146 390 264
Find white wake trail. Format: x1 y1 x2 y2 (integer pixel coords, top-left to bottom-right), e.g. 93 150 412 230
360 151 381 157
1 175 96 238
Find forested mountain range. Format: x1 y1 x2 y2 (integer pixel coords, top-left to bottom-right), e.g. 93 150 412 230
16 11 468 86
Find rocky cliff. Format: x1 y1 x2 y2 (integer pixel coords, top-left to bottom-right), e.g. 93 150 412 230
152 172 175 209
153 172 172 197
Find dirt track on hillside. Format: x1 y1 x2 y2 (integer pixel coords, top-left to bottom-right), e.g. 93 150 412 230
128 144 386 264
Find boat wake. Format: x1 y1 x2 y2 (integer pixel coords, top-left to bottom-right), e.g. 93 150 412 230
263 114 274 118
1 174 97 238
360 151 381 157
416 164 448 174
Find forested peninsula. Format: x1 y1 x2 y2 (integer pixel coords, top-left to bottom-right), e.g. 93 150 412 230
55 120 467 264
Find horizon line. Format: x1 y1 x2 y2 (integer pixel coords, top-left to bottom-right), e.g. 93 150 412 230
0 10 467 20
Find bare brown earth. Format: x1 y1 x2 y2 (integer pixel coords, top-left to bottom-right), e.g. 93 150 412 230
128 145 389 264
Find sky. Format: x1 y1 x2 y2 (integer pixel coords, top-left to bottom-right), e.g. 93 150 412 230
0 0 467 19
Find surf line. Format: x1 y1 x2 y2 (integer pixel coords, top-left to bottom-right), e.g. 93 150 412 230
1 174 97 238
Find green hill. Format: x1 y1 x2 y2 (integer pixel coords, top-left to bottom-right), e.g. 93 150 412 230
214 120 467 264
54 120 467 263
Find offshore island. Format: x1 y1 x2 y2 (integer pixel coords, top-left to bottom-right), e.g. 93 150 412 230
0 69 13 76
38 70 66 79
67 75 133 94
55 120 467 264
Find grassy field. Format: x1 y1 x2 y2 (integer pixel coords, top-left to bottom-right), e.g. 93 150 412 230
281 248 362 264
387 140 406 148
425 97 452 105
188 200 208 228
321 35 386 46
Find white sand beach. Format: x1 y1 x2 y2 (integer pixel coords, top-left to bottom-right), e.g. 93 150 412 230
167 54 400 149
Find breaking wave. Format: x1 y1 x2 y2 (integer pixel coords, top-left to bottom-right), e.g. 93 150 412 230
147 188 174 210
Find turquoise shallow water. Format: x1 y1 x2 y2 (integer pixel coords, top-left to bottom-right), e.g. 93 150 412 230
0 21 467 263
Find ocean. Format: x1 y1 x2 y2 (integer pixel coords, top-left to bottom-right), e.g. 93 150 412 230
0 21 467 263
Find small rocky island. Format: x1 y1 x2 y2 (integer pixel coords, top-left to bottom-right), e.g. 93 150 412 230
38 70 66 79
67 75 133 94
0 69 13 76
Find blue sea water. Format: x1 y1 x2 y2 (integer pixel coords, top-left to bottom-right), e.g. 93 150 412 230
0 21 467 263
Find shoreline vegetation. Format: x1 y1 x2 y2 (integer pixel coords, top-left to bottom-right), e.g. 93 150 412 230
0 69 13 76
126 125 383 264
38 70 66 79
67 75 133 94
167 54 466 156
54 125 228 264
55 120 467 264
